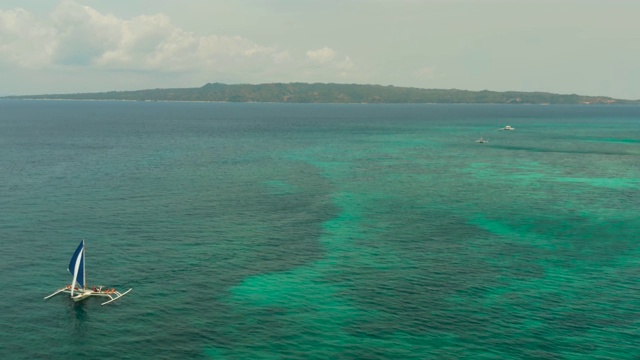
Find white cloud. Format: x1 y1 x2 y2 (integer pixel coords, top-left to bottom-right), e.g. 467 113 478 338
0 0 291 73
306 47 336 64
338 56 354 70
0 1 370 94
304 47 357 78
414 66 436 79
0 8 56 68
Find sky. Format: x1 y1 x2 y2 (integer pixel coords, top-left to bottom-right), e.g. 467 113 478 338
1 0 639 99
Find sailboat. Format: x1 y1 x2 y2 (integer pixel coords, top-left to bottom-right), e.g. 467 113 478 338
44 240 132 306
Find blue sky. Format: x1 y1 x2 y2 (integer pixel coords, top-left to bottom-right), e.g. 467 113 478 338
1 0 639 99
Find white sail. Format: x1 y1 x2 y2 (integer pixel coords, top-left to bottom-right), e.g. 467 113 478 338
68 240 85 297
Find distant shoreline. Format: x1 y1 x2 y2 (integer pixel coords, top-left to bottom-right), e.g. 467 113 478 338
5 98 637 106
3 82 639 105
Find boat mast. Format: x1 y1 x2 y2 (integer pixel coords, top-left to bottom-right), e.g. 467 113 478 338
82 239 86 289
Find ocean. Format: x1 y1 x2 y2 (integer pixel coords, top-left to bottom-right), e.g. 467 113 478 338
1 101 639 359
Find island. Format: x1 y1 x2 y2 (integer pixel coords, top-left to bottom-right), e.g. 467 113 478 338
3 83 638 105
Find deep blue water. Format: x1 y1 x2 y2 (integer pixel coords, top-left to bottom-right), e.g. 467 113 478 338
1 101 639 359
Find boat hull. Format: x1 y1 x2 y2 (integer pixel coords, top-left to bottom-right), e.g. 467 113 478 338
45 287 132 305
71 290 93 302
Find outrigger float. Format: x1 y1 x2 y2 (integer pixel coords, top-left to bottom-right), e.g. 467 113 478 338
45 240 132 306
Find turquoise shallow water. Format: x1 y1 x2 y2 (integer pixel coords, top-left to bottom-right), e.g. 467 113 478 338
1 101 639 359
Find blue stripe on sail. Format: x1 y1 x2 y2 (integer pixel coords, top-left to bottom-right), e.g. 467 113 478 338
68 240 85 288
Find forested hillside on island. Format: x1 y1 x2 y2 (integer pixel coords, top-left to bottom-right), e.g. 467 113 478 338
4 83 638 104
